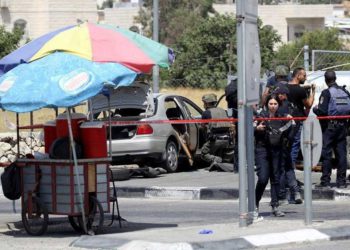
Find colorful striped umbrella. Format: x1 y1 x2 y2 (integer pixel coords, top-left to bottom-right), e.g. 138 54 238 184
0 23 174 75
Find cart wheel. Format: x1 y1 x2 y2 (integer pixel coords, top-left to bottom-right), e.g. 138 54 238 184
68 216 83 233
85 196 104 235
22 197 48 236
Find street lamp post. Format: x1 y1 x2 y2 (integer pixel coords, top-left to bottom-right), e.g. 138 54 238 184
152 0 160 93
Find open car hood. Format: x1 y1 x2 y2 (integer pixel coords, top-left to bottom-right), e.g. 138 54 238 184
90 82 155 115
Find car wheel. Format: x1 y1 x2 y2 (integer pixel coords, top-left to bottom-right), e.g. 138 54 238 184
164 140 179 173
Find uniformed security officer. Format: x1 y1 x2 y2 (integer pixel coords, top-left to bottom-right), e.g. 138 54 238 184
313 70 348 188
261 65 291 106
200 93 231 167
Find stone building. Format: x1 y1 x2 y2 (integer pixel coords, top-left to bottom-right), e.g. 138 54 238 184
0 1 343 43
0 0 97 40
101 2 335 43
214 3 333 43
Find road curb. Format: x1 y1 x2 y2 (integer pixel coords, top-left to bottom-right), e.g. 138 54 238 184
71 225 350 249
113 186 345 200
191 227 350 249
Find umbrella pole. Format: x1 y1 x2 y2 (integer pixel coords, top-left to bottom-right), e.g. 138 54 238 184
13 113 20 214
88 99 93 122
16 113 20 158
30 111 33 154
108 93 112 158
66 108 88 234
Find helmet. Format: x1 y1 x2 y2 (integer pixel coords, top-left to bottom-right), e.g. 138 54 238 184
275 65 289 77
202 93 217 103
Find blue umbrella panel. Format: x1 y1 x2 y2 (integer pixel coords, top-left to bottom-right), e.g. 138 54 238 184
0 52 137 113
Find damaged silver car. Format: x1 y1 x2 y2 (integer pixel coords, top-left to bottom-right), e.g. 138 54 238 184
89 82 204 172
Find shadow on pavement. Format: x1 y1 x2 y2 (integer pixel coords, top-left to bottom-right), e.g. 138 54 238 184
0 215 177 237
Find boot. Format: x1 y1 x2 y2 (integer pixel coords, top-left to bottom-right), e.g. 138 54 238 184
272 206 285 217
253 207 263 222
212 156 222 164
294 192 303 204
208 156 223 171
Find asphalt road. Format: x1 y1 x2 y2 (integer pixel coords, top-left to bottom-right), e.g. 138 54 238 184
0 197 350 249
1 198 350 230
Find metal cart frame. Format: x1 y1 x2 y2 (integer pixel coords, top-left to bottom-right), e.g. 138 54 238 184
17 158 111 235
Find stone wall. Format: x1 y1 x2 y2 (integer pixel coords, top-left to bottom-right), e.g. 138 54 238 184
0 133 44 163
103 7 139 29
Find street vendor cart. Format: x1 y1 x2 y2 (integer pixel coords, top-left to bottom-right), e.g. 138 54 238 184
17 157 110 235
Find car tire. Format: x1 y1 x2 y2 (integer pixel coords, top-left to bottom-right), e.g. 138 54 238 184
163 140 179 173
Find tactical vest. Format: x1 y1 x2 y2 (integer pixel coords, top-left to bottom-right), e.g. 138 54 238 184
207 107 231 134
328 86 350 116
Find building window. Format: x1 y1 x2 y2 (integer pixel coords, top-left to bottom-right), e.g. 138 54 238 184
0 6 10 24
14 19 27 31
294 24 305 39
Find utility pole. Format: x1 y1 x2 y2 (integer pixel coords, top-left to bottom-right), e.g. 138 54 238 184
236 0 248 228
152 0 160 93
236 0 260 227
304 45 309 71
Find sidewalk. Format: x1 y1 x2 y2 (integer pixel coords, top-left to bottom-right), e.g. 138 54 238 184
1 167 350 249
113 168 350 201
72 217 350 249
68 168 350 249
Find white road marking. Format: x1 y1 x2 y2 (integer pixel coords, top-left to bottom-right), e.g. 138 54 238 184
119 240 193 250
243 229 330 246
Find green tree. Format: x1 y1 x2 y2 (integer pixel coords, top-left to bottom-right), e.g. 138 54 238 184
0 26 24 58
274 28 345 70
135 0 215 45
167 15 280 89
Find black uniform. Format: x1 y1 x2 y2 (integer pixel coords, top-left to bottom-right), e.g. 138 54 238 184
254 110 291 209
313 83 348 187
287 84 308 166
276 99 301 202
225 81 239 172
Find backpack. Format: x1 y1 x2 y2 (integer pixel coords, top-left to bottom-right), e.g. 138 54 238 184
1 162 21 200
328 86 350 115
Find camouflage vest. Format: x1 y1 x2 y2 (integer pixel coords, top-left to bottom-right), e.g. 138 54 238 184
207 107 231 134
